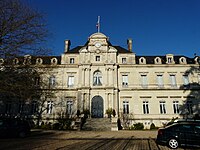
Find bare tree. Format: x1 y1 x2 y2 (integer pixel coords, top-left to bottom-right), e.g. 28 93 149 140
0 0 49 58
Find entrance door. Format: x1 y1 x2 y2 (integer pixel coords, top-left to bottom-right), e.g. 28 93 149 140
91 96 103 118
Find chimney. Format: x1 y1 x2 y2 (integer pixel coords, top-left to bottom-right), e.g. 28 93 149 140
127 38 132 51
64 40 71 53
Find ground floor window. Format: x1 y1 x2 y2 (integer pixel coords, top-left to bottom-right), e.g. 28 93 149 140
66 100 73 115
173 101 179 114
160 101 166 114
123 101 129 114
143 101 149 114
47 101 53 114
187 101 193 114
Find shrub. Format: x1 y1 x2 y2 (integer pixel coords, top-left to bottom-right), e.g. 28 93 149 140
150 123 157 130
133 122 144 130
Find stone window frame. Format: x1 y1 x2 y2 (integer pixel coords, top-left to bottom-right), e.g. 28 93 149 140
36 58 43 65
139 57 146 64
154 57 162 64
51 58 58 65
179 57 187 64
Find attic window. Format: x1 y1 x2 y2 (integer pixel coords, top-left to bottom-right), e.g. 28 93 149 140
36 58 43 65
0 59 4 65
139 57 146 64
70 58 74 64
154 57 162 64
122 58 127 63
51 58 57 65
13 58 19 65
179 57 187 64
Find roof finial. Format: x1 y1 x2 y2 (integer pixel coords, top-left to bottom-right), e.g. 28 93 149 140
96 16 100 33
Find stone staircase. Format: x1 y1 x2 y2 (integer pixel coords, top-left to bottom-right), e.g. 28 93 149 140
82 118 112 131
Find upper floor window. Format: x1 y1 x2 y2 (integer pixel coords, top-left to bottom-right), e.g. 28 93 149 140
96 56 100 61
122 58 127 63
93 71 102 86
122 75 128 87
70 58 74 64
160 101 166 114
173 101 179 114
157 75 164 87
123 100 129 114
182 75 189 86
187 101 193 114
141 74 148 88
68 76 74 87
49 76 56 87
143 101 149 114
170 74 177 87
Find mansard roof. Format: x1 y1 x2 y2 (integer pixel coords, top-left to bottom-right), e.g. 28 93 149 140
66 45 131 54
136 55 195 64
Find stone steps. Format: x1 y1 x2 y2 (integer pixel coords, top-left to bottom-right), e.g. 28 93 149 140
82 118 111 131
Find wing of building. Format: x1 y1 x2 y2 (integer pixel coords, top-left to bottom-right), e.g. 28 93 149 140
0 32 200 128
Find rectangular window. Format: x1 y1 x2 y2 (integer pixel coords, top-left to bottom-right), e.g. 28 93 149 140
157 75 164 87
66 100 73 115
49 76 56 87
160 101 166 114
122 75 128 87
47 101 53 114
187 101 193 114
122 58 127 63
183 75 189 85
123 101 129 114
170 75 177 87
143 101 149 114
96 56 100 61
68 76 74 87
141 75 148 88
70 58 74 64
198 74 200 83
173 101 179 114
34 77 40 86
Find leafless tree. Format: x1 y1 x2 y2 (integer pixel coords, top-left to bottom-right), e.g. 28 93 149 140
0 0 49 58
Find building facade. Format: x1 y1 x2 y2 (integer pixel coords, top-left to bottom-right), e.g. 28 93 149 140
0 32 200 128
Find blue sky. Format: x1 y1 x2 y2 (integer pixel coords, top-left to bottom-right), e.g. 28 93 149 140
27 0 200 57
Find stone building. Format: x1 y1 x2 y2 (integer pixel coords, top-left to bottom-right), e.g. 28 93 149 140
0 32 200 128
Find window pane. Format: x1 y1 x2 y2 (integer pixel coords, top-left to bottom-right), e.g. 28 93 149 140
183 75 189 85
170 75 177 87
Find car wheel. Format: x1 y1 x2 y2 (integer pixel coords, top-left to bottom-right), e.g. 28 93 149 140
168 138 179 149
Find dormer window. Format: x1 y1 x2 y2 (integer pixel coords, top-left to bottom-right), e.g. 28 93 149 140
122 58 127 63
51 58 57 65
154 57 162 64
166 54 174 64
179 57 187 64
96 56 100 61
139 57 146 64
70 58 74 64
0 58 4 65
36 58 43 65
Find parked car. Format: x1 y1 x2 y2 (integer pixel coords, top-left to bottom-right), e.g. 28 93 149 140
0 118 31 138
166 118 200 126
156 122 200 149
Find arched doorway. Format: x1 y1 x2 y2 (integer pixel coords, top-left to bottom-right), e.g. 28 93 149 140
91 96 103 118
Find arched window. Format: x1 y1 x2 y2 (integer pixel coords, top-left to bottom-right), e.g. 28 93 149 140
93 71 102 86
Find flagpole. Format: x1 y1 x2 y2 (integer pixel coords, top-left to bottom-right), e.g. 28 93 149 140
97 16 100 33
